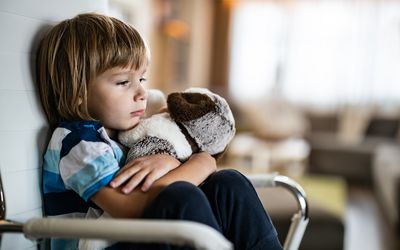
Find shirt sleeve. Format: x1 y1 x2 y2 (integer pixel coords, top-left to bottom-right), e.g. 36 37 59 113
59 127 120 201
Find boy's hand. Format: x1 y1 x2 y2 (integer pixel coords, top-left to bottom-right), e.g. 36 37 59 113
110 154 181 193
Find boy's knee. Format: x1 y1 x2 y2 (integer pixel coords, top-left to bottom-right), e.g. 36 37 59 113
209 169 250 187
202 169 257 198
143 181 217 223
162 181 198 195
148 182 220 231
157 181 208 208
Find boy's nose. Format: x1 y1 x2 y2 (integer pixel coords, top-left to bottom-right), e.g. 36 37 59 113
134 85 146 102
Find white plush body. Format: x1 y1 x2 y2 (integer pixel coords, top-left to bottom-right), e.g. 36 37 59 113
119 112 193 161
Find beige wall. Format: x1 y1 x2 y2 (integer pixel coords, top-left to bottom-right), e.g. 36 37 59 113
110 0 214 93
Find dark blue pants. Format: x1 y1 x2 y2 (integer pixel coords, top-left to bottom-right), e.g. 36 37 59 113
108 169 282 250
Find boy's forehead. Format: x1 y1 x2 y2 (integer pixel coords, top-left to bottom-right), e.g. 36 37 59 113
105 65 147 76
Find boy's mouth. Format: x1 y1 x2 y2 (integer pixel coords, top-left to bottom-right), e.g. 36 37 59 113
131 109 145 117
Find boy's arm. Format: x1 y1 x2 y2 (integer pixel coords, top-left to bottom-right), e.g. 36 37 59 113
91 152 216 218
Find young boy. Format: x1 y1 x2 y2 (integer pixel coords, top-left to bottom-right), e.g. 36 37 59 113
37 12 282 249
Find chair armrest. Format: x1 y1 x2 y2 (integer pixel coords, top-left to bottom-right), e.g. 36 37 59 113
246 173 309 250
0 218 232 250
0 174 309 250
246 173 308 219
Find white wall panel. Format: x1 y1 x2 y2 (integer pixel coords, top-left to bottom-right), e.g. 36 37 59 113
1 232 36 250
0 90 47 131
24 247 37 250
2 169 42 217
0 1 111 248
0 12 50 54
0 129 48 173
0 209 42 250
0 52 35 91
24 247 38 250
0 0 108 22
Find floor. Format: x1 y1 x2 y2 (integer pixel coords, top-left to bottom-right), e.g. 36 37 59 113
344 187 397 250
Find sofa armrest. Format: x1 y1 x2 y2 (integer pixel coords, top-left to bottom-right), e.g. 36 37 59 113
373 143 400 233
307 132 397 184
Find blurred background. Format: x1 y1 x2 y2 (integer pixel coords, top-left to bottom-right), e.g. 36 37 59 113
110 0 400 249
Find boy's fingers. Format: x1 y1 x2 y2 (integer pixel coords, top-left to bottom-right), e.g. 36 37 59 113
141 172 160 192
141 166 172 192
117 157 145 173
122 170 149 194
118 159 143 173
110 165 141 188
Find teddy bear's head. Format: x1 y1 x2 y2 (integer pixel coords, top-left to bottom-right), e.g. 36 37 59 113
118 88 236 162
167 88 236 156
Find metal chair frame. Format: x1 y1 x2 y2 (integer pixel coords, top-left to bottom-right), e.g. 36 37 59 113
0 171 308 250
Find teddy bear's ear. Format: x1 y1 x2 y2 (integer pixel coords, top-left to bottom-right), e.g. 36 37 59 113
144 89 167 117
167 92 216 122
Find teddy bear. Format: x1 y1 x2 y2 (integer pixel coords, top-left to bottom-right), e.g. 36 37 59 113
78 88 235 250
118 87 236 162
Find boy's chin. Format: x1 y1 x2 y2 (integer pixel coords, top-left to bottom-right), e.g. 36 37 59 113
122 122 140 131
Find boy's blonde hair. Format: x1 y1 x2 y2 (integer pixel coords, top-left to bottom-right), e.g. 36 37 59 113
36 13 148 128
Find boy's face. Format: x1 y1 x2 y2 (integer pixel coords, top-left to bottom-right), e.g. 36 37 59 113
87 65 148 137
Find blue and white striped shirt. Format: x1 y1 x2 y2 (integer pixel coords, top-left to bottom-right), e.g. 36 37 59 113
42 120 126 249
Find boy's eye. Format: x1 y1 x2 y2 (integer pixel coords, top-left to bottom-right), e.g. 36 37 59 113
139 77 147 83
116 81 129 86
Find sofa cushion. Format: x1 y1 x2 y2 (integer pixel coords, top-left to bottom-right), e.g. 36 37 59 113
257 175 347 250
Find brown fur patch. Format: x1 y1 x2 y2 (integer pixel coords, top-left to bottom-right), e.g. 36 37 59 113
167 92 216 122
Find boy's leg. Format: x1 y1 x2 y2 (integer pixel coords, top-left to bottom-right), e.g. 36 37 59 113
141 181 221 228
200 169 283 250
107 181 221 250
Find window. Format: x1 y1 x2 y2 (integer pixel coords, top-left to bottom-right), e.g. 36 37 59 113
229 0 400 107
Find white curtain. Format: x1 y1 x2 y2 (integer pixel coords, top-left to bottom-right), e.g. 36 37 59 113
229 0 400 107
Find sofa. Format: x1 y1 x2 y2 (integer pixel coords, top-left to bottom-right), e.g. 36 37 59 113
305 111 400 245
306 112 399 185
